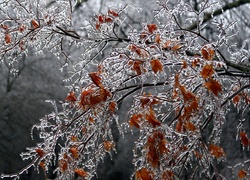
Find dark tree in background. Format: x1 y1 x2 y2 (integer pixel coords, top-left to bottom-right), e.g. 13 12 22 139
0 0 250 179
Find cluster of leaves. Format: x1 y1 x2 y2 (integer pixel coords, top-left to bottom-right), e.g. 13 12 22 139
0 0 250 179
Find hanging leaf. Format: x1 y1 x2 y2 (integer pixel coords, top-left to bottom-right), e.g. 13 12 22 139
204 79 222 96
89 72 103 88
209 144 226 159
66 91 77 102
146 108 161 127
129 114 142 128
74 168 88 177
31 19 39 28
5 33 11 44
135 168 153 180
108 9 119 17
200 64 214 79
238 169 247 179
36 148 44 157
150 59 163 73
240 132 250 146
108 101 117 112
103 141 113 152
59 159 68 172
147 24 158 33
201 45 215 60
70 147 79 159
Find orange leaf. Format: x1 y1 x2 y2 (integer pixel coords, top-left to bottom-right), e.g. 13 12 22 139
108 9 119 17
89 94 103 106
201 45 215 60
147 24 158 33
240 132 250 146
146 109 161 127
74 168 88 177
66 91 77 102
140 94 159 108
59 159 68 172
129 114 142 128
70 147 79 159
31 19 39 28
39 161 45 169
135 168 153 180
99 88 111 101
105 16 113 23
89 72 103 88
5 33 11 44
150 59 163 73
89 117 95 123
186 121 196 131
103 141 113 152
36 148 44 157
155 34 161 44
147 145 159 167
109 101 117 112
182 60 187 69
204 79 222 96
71 135 78 142
209 144 226 159
238 169 247 179
233 95 240 104
200 64 214 79
129 60 144 75
98 15 105 23
95 22 100 30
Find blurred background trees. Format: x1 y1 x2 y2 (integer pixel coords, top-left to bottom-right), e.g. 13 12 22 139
0 0 249 179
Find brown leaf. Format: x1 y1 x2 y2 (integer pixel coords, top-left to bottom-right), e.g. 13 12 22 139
155 34 161 44
31 19 39 28
108 101 117 112
201 45 215 60
74 168 88 177
70 147 79 159
36 148 44 157
135 168 153 180
66 91 77 102
147 24 158 33
150 59 163 73
238 169 247 179
204 78 222 96
240 132 250 146
103 141 113 152
108 9 119 17
5 33 11 44
129 114 142 128
89 72 103 88
209 144 226 159
200 64 214 79
146 108 161 127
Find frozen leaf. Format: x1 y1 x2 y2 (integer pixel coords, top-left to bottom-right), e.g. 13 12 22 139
105 16 113 23
66 91 77 102
200 64 214 79
129 60 145 75
108 101 117 112
31 19 39 28
59 159 68 172
74 168 88 177
150 59 163 73
36 148 44 157
135 168 153 180
18 24 26 33
233 95 240 104
103 141 113 152
201 45 215 60
129 114 142 128
140 93 159 108
5 33 11 44
186 121 196 131
146 108 161 127
108 9 119 17
70 147 79 159
238 169 247 179
209 144 226 159
147 24 158 33
89 72 103 88
39 161 45 169
240 132 250 146
204 79 222 96
98 15 105 23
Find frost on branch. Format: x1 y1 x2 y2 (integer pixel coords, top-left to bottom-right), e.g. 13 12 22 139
1 0 250 179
